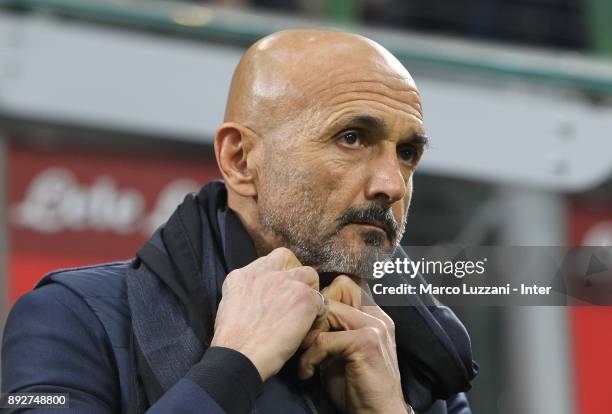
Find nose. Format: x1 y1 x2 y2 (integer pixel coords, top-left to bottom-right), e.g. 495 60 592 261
364 146 407 205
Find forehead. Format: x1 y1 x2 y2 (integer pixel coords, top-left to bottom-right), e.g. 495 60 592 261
292 42 420 112
256 36 425 140
306 68 425 136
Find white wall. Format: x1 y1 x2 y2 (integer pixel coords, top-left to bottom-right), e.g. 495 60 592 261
1 11 611 192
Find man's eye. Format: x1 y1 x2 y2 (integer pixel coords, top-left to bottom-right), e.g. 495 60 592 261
398 145 417 163
338 132 361 148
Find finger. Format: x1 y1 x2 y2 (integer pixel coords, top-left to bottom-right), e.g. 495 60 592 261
268 247 303 270
360 304 395 336
247 247 302 273
358 304 398 364
298 330 358 380
327 300 388 333
301 290 331 349
300 290 330 349
285 266 320 290
329 281 393 335
315 290 330 317
321 274 362 308
358 282 378 306
300 314 330 349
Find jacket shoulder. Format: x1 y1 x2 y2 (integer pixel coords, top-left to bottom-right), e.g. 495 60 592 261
33 260 135 411
36 260 131 297
2 276 121 410
36 260 133 347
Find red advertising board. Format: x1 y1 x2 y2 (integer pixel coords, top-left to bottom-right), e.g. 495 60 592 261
7 143 219 306
569 202 612 414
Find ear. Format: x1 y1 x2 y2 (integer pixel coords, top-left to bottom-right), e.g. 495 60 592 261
214 123 258 197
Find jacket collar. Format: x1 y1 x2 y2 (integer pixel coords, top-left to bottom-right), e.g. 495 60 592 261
220 206 258 273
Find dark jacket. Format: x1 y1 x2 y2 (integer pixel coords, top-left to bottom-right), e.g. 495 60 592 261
2 183 474 413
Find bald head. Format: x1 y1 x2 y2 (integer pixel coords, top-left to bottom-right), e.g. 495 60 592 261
216 29 426 267
224 29 419 138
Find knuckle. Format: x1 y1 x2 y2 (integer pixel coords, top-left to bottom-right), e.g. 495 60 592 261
265 248 283 264
300 266 319 280
365 305 395 331
314 332 327 348
272 246 293 259
296 283 316 302
386 318 396 333
268 247 300 269
224 269 240 286
298 286 320 312
383 314 396 332
335 274 354 286
362 326 383 348
373 318 387 333
298 354 310 371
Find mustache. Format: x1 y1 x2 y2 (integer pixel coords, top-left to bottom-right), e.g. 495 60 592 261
337 203 400 242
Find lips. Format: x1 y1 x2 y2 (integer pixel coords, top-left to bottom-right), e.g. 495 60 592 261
350 221 388 233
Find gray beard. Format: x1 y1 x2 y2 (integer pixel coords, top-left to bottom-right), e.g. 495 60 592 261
256 163 407 279
260 208 406 279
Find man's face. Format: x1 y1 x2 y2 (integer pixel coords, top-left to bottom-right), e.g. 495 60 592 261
256 59 426 279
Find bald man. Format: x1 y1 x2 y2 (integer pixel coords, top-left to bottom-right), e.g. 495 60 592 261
2 30 476 414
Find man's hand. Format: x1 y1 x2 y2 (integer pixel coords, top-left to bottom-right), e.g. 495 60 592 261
301 275 363 349
211 247 327 381
300 276 411 414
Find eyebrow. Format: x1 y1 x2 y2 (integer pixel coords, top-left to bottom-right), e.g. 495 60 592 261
406 133 430 147
343 114 386 131
338 114 430 147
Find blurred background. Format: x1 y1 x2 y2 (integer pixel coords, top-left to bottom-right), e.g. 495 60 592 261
1 0 611 412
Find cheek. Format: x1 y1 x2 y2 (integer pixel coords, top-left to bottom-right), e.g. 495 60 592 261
298 162 349 228
304 153 345 194
395 178 413 221
258 157 302 207
405 176 413 205
272 156 333 212
320 161 372 216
